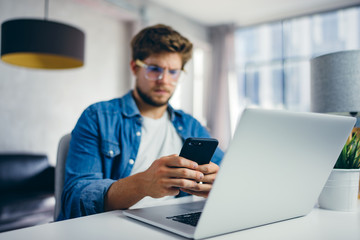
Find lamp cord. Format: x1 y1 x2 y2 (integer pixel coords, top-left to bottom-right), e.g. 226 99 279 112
44 0 49 20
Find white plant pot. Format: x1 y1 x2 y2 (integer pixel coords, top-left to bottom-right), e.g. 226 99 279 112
318 169 360 211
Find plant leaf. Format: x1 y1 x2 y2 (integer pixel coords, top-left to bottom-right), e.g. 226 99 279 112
335 132 360 169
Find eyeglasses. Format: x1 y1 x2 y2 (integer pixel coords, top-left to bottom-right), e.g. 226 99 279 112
135 59 182 81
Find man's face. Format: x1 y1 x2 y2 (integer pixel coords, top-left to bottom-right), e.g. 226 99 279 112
132 52 182 107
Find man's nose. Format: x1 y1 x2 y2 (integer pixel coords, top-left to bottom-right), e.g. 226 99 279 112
156 70 172 85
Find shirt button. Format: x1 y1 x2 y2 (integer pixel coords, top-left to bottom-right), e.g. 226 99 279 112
109 150 114 156
136 131 141 136
129 159 135 165
178 126 183 131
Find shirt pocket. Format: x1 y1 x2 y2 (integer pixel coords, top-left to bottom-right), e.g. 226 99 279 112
101 141 121 159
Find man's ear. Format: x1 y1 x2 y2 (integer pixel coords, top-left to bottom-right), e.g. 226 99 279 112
130 60 137 75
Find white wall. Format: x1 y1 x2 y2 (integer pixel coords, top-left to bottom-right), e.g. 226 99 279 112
0 0 132 165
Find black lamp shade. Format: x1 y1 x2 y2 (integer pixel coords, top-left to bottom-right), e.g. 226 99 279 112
1 19 85 69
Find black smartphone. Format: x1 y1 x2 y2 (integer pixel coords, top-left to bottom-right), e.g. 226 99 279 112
179 138 218 165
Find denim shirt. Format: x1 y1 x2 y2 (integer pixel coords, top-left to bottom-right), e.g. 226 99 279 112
58 91 223 220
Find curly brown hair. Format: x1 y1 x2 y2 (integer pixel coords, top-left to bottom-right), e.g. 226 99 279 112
131 24 193 69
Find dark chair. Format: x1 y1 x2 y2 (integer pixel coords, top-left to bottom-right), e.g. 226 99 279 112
0 154 55 232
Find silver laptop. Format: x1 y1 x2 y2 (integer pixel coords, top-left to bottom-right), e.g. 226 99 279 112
123 108 355 239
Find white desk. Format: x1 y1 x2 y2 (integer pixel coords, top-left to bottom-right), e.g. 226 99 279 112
1 197 359 240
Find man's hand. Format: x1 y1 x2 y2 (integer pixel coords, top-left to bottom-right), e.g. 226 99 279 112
179 162 219 198
104 155 217 211
139 154 205 198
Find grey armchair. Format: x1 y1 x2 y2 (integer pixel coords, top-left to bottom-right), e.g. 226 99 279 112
54 133 71 221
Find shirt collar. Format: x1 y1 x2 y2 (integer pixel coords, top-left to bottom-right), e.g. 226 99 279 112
120 90 141 118
167 104 181 122
120 90 183 120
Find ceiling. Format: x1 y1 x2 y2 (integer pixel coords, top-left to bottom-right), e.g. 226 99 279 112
148 0 360 27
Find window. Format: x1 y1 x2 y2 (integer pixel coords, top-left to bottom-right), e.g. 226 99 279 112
170 47 208 126
233 6 360 124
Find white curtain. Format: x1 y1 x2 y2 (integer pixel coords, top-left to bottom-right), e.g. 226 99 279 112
206 24 235 151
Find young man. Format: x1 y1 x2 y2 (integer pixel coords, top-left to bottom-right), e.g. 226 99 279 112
58 24 223 220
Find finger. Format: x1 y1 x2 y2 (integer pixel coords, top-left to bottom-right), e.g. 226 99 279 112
201 173 216 184
164 155 198 169
182 182 212 192
180 188 210 198
167 168 204 181
198 162 219 174
163 178 199 189
153 187 180 198
167 187 181 196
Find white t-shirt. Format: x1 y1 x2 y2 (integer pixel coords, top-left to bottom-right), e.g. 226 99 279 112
130 111 183 208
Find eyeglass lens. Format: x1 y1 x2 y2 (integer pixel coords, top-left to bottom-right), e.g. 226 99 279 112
145 65 180 81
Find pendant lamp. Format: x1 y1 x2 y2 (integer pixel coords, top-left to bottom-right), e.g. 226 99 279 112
1 0 85 69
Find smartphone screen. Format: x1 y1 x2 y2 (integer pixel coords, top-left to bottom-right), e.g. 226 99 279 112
179 138 218 165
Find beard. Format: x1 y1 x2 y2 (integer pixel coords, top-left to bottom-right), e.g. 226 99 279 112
136 86 172 107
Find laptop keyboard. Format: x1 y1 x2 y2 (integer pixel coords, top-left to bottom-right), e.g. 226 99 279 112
166 212 202 227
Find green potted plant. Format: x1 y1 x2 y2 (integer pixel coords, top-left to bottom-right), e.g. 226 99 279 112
334 133 360 169
318 133 360 211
